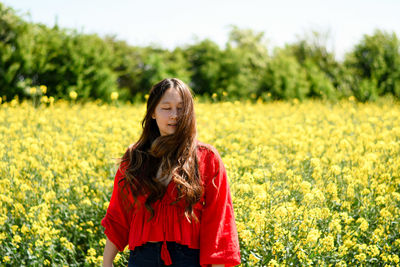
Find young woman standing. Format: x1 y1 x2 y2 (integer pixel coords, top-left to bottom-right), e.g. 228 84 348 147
102 78 241 267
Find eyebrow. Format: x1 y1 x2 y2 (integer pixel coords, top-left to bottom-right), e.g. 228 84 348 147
160 101 183 104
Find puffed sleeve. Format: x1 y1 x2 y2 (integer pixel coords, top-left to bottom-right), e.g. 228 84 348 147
101 161 134 252
199 148 241 267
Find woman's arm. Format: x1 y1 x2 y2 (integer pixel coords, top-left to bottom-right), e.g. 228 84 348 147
103 237 119 267
211 265 224 267
101 160 134 261
198 146 241 266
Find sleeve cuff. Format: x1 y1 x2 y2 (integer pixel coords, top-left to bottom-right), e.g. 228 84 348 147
101 215 129 252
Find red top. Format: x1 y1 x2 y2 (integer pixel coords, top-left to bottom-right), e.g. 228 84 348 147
101 141 241 266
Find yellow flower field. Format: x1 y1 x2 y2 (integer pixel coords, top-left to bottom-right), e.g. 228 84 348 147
1 99 400 266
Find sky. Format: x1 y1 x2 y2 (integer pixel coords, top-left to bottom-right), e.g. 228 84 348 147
3 0 400 60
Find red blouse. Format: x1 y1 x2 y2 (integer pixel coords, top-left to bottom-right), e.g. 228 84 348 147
101 141 241 266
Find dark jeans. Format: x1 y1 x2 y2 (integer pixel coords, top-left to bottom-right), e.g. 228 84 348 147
128 241 201 267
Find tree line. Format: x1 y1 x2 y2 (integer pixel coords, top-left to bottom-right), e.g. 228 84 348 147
1 2 400 103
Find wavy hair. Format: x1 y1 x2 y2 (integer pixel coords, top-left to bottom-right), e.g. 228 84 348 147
119 78 202 223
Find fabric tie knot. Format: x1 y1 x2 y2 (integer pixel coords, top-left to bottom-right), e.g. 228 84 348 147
161 240 172 265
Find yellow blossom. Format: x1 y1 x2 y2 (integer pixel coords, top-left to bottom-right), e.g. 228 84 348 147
11 225 19 233
320 234 335 251
111 91 119 101
356 217 369 232
40 85 47 94
355 253 367 262
69 91 78 100
305 229 321 245
29 87 37 95
268 259 279 267
248 253 260 265
2 97 400 265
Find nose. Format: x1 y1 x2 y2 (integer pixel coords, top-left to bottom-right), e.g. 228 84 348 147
170 108 178 119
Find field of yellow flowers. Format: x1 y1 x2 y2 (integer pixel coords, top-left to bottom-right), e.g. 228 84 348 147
1 98 400 266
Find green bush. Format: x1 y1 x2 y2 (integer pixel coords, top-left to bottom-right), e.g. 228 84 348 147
0 3 31 100
304 60 337 100
2 2 400 103
184 39 222 96
345 30 400 100
260 50 310 100
25 26 118 102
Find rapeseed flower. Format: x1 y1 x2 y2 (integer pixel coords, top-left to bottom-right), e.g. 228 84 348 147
111 91 119 101
69 91 78 100
1 99 400 265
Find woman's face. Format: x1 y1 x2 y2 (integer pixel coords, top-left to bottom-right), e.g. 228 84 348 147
152 87 183 136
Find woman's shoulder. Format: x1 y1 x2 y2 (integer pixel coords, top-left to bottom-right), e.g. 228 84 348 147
195 140 222 163
195 140 226 184
196 140 216 153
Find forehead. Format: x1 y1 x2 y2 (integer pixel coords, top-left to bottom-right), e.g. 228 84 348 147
159 88 183 104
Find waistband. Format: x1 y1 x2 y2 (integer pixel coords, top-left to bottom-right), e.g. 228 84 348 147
136 241 199 265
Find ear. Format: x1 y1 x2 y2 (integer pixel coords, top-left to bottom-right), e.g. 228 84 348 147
151 112 156 119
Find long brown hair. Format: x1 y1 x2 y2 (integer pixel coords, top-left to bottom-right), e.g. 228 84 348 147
119 78 202 223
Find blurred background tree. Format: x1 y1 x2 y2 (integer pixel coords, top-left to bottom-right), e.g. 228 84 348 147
1 2 400 103
184 39 222 97
219 26 268 100
0 2 31 101
284 31 339 100
260 48 310 100
344 30 400 101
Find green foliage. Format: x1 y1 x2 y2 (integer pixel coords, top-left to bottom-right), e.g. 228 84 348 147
1 2 400 103
218 26 269 100
185 27 270 100
184 39 222 96
260 49 310 100
303 60 337 100
286 31 340 83
0 3 31 100
354 78 379 102
284 31 341 100
24 25 118 102
138 46 191 96
345 30 400 101
104 37 155 101
0 4 119 103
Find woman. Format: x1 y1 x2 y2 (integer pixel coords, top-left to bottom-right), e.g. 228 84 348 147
101 78 241 267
